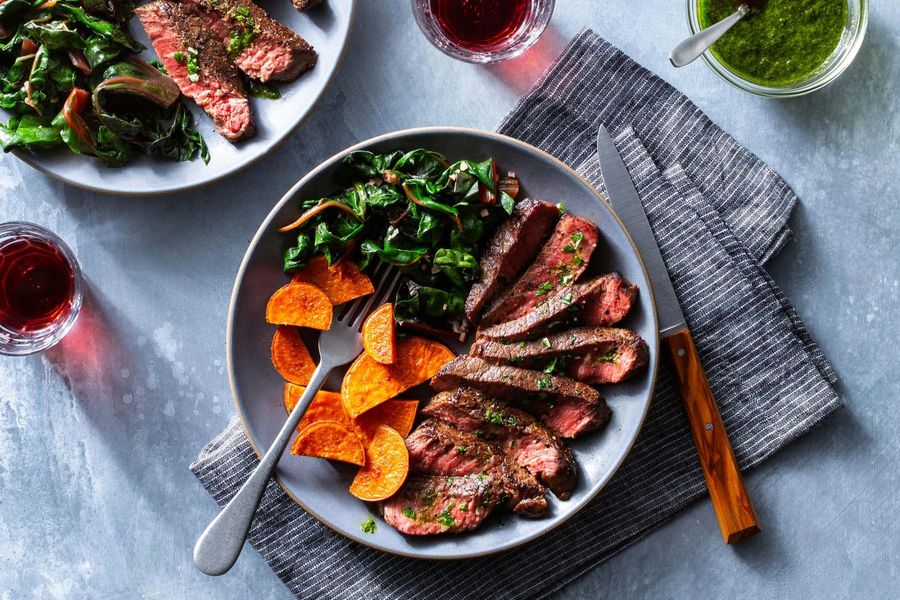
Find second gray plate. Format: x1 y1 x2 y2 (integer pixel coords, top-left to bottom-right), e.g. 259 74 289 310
228 127 659 559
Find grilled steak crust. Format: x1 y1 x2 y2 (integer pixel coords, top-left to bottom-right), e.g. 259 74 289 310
381 473 507 535
580 271 638 326
477 273 637 342
430 356 610 438
423 388 577 499
292 0 322 11
136 0 253 140
465 199 559 324
472 326 648 384
481 214 599 326
190 0 317 82
406 419 549 516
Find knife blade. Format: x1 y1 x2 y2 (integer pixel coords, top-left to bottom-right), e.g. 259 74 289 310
596 125 761 544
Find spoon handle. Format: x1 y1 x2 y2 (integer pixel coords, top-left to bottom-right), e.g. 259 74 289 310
669 4 750 68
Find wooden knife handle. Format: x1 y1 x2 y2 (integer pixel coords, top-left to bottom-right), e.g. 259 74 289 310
665 328 761 544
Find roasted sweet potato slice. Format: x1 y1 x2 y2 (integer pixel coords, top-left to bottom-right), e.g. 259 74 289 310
349 425 409 501
341 336 455 418
355 399 418 442
266 283 333 329
361 303 396 364
271 326 316 385
266 282 334 329
284 383 418 441
291 255 374 305
290 421 365 466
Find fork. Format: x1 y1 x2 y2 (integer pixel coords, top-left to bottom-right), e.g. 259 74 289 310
193 262 401 576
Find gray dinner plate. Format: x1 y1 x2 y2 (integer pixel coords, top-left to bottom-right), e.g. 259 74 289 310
228 127 660 559
6 0 355 195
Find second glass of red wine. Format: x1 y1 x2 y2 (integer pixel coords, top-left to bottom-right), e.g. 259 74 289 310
0 222 83 356
412 0 555 63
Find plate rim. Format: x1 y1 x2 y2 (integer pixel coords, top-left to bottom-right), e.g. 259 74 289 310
226 126 660 559
8 0 358 197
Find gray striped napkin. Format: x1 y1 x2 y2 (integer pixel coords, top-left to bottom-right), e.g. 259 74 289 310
191 29 839 599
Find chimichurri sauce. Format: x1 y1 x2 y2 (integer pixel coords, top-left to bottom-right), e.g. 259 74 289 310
698 0 847 86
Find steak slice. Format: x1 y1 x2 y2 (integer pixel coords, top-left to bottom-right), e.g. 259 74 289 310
481 214 599 326
465 199 559 324
423 388 577 499
292 0 322 11
430 356 610 438
580 271 639 326
136 0 253 140
381 473 508 535
472 326 648 384
477 273 637 342
189 0 317 82
406 419 548 516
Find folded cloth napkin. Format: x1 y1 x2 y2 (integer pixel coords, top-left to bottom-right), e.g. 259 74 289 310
191 29 839 600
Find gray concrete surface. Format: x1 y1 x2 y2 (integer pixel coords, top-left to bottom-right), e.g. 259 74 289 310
1 1 898 598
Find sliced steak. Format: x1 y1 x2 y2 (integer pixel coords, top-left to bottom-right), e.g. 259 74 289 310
406 419 548 516
423 388 577 499
190 0 317 82
481 214 599 326
136 0 253 140
477 273 637 342
465 199 559 324
292 0 322 11
381 473 508 535
430 356 610 438
472 326 648 384
580 271 639 326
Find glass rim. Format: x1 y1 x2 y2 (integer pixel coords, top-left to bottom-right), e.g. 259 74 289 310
411 0 556 64
686 0 869 98
0 221 84 356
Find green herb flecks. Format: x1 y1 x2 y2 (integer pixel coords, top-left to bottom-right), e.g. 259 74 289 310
401 507 416 519
536 281 554 297
457 446 468 454
360 518 377 534
595 348 618 363
185 47 201 82
485 409 505 425
537 374 553 390
245 77 281 99
540 337 552 349
437 505 456 528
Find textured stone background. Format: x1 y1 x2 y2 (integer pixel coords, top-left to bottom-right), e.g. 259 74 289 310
1 1 898 598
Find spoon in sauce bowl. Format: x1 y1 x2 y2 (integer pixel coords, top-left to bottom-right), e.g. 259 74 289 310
669 0 765 67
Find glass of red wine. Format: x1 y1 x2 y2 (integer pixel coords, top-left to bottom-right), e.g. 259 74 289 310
0 222 84 356
412 0 555 63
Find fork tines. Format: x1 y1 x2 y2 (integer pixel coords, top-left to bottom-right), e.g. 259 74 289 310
338 262 402 330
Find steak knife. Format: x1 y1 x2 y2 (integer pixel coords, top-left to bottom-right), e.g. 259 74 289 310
596 125 761 544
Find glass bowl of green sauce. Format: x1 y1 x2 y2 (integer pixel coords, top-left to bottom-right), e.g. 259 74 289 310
688 0 868 97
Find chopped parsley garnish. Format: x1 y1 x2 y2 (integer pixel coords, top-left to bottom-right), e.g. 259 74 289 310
485 409 505 424
475 429 484 438
559 273 575 286
402 507 416 519
556 202 565 213
457 446 468 454
227 7 258 56
173 51 185 63
446 476 455 484
536 281 554 296
518 341 526 348
437 505 456 528
185 47 201 82
562 243 576 253
459 503 468 512
561 292 574 306
543 356 564 375
505 416 518 426
360 518 377 534
595 348 618 363
572 255 585 267
540 337 552 349
570 231 584 245
537 374 553 390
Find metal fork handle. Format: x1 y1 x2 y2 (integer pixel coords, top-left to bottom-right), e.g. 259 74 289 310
193 361 334 575
669 4 749 67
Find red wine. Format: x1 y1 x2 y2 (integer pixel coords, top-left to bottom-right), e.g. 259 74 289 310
0 235 75 332
432 0 529 50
